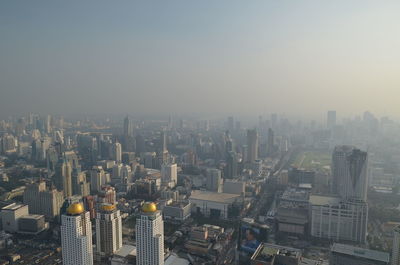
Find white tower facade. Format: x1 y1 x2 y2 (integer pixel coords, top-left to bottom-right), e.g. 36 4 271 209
61 203 93 265
136 202 164 265
95 204 122 256
161 163 177 187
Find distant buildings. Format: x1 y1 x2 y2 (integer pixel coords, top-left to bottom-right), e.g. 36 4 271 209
327 110 336 129
1 203 29 233
136 202 164 265
54 158 73 198
162 201 191 222
61 203 93 265
206 168 223 193
330 243 389 265
246 129 258 163
161 163 177 188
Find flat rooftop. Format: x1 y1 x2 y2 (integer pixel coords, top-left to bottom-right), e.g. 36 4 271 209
114 244 136 258
281 188 310 201
331 243 390 262
2 203 26 211
252 243 301 262
189 190 240 203
309 195 340 205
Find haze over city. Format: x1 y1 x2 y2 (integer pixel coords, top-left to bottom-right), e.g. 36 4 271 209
1 0 400 119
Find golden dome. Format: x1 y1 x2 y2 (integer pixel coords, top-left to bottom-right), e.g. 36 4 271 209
67 203 84 215
142 202 157 213
101 203 116 211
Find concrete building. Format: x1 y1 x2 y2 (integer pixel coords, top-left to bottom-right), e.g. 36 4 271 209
223 180 245 195
246 129 258 163
113 142 122 163
250 243 302 265
111 245 136 265
18 214 48 234
392 225 400 265
54 158 73 198
23 181 64 219
189 190 241 219
95 203 122 256
0 203 29 233
330 243 389 265
90 166 107 193
162 201 191 222
161 163 178 188
309 195 368 243
136 202 164 265
61 203 93 265
332 146 368 201
327 110 336 129
206 168 223 193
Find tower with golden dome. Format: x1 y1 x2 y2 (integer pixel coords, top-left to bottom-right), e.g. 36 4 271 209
95 203 122 256
136 202 164 265
60 203 93 265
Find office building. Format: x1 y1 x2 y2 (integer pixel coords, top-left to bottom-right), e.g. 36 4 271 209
95 203 122 256
71 169 90 196
123 115 134 137
206 168 223 193
327 110 336 129
246 129 258 163
23 181 64 219
392 225 400 265
90 166 107 193
330 243 389 265
223 180 245 195
225 151 238 179
113 142 122 163
267 128 274 156
136 202 164 265
162 201 192 222
61 203 93 265
54 158 73 198
332 146 368 201
309 195 368 243
161 163 177 187
0 203 29 233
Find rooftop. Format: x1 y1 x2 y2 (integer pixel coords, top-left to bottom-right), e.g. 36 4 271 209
309 195 341 205
2 203 26 211
190 190 240 203
331 243 390 262
114 244 136 258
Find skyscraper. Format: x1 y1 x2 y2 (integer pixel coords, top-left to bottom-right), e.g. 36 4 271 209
206 168 223 193
225 151 238 179
90 166 107 193
327 110 336 129
246 129 258 163
61 203 93 265
95 203 122 256
112 142 122 163
136 202 164 265
332 146 368 201
161 163 177 187
54 158 73 198
123 115 133 137
392 226 400 265
267 128 274 157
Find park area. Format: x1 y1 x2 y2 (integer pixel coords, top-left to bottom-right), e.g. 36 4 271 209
293 151 331 172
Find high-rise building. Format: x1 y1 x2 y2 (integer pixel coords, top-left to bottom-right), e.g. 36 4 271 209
327 110 337 129
112 142 122 163
227 116 234 132
120 164 132 184
112 163 123 184
267 128 274 157
23 181 64 220
123 115 134 137
206 168 223 193
161 163 177 187
61 203 93 265
332 146 368 201
54 158 73 198
392 226 400 265
246 129 258 163
71 169 90 197
90 166 107 193
225 151 237 179
136 202 164 265
95 203 122 256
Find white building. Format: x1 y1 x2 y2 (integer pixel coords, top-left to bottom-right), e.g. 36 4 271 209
136 202 164 265
161 163 177 188
189 190 241 219
112 163 123 184
392 226 400 265
0 203 29 233
95 203 122 256
120 165 132 184
309 195 368 243
113 142 122 163
90 166 107 193
61 203 93 265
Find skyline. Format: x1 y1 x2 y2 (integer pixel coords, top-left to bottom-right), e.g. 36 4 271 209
1 1 400 118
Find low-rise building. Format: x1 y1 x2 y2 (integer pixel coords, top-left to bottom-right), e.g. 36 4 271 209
163 201 191 222
330 243 389 265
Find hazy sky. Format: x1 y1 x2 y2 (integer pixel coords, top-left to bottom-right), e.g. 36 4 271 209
1 1 400 119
